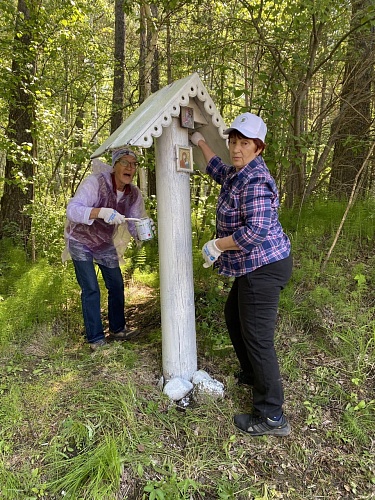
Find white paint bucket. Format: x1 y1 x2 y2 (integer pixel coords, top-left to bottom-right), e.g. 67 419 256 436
135 218 153 241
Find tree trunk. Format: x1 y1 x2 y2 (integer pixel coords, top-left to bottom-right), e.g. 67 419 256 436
284 16 324 207
147 3 159 198
284 94 307 207
138 3 148 105
166 17 172 84
329 0 374 198
0 0 36 246
138 2 159 198
111 0 126 134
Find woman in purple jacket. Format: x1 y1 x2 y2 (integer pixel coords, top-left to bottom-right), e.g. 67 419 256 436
191 113 292 437
63 148 146 351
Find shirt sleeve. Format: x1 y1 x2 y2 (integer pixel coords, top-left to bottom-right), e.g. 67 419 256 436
66 175 100 225
206 155 234 185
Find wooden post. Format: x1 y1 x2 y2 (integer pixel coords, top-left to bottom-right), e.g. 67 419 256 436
154 117 197 381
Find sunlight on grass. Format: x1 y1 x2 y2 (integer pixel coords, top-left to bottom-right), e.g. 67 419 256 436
132 267 159 288
1 199 375 498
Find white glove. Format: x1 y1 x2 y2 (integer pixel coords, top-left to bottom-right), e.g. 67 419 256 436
190 132 206 146
202 239 222 268
98 208 126 225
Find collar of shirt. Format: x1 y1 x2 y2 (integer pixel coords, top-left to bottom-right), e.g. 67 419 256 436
236 156 263 179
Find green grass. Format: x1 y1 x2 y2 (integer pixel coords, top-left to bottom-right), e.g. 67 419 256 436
0 198 375 498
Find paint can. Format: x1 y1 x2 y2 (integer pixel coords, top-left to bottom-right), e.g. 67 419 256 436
135 218 154 241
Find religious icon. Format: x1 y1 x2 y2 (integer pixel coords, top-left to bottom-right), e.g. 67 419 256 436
176 145 193 173
180 107 194 129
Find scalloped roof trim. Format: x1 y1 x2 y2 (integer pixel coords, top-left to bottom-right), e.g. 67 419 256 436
91 73 227 158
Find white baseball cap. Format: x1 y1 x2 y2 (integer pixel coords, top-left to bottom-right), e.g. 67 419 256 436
223 113 267 142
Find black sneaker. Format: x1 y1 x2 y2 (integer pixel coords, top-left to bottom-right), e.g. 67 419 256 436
89 339 107 351
109 328 140 341
235 370 254 387
234 413 291 437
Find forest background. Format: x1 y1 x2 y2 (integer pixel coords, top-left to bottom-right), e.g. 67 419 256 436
0 0 374 498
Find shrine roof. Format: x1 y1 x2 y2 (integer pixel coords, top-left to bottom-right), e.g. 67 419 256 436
90 72 230 169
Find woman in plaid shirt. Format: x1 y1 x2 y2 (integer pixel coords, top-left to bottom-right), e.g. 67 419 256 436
191 113 292 437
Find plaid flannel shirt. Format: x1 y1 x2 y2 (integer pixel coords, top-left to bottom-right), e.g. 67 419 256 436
207 155 291 277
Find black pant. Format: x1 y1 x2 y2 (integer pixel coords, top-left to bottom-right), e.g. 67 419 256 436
224 255 293 418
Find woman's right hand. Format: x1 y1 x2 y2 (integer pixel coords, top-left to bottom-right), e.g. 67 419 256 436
98 208 126 225
190 132 206 146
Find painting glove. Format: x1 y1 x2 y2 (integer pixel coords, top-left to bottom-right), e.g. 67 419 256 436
190 132 206 146
98 208 126 225
202 239 222 268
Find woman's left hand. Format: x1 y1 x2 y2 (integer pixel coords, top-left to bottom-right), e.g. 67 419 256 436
202 239 222 268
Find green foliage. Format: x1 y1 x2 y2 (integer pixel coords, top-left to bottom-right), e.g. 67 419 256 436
142 471 201 500
0 0 374 496
1 221 28 247
281 198 375 258
0 463 49 500
55 416 98 456
0 239 29 296
0 240 78 347
132 267 159 288
194 278 232 361
123 239 160 280
47 436 122 497
191 184 219 249
30 198 67 262
0 0 374 232
333 325 374 383
341 396 375 445
0 194 375 498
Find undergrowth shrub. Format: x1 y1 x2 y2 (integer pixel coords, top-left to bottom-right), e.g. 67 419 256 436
341 396 375 445
0 241 79 347
123 238 159 279
280 198 375 258
0 195 374 498
31 198 67 262
0 239 29 296
279 198 375 403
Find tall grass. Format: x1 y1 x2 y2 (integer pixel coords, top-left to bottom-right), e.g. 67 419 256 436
47 436 123 498
0 239 80 349
0 197 374 498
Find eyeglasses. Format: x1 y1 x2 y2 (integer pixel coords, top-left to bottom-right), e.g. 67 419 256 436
116 159 139 168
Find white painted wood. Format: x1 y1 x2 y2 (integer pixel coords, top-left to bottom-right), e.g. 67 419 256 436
155 117 197 381
90 73 230 170
89 73 230 383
